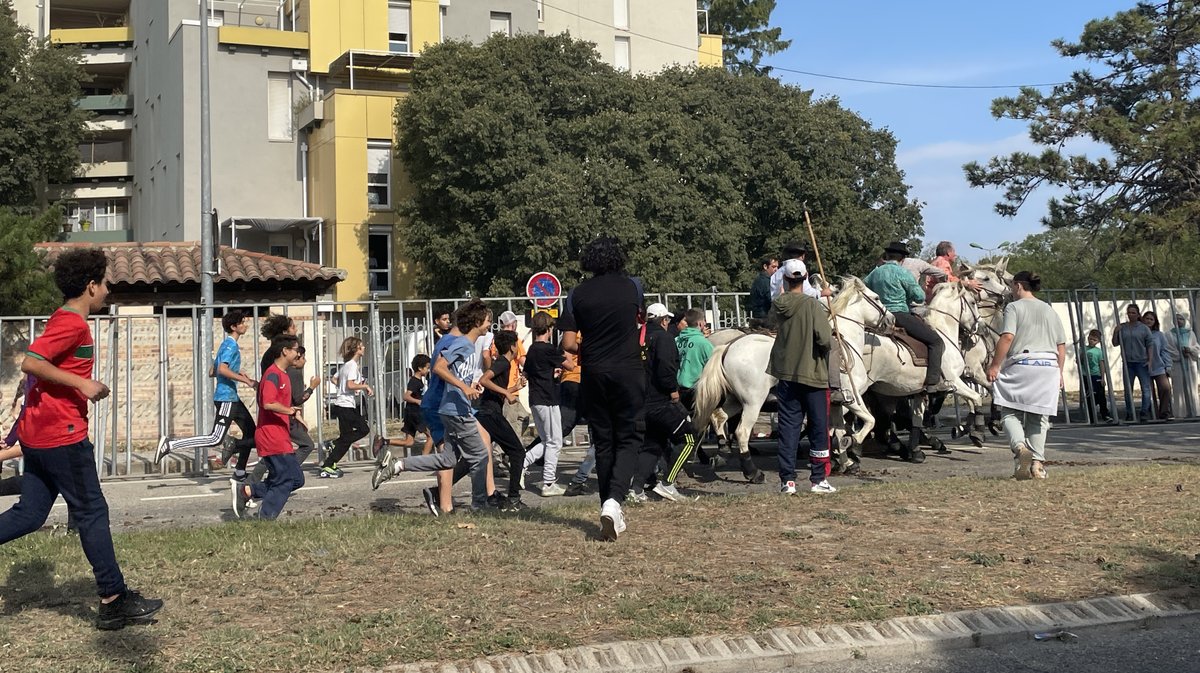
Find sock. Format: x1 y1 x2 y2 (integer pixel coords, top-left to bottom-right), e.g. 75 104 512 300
392 458 404 472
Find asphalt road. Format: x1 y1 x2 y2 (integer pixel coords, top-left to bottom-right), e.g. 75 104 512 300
5 418 1198 533
775 619 1200 673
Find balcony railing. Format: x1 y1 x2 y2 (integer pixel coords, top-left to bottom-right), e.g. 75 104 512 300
77 94 131 112
50 27 134 45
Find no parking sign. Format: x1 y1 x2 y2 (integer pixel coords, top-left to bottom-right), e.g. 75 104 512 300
526 271 561 309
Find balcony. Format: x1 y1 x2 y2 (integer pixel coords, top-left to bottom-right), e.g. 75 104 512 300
77 94 131 113
79 161 132 181
50 26 133 46
218 26 309 52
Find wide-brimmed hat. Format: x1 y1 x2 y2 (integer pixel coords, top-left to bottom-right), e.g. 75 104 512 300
884 241 910 256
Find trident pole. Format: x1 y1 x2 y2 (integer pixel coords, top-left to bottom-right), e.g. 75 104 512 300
198 0 215 474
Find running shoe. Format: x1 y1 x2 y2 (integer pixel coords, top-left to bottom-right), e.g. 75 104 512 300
780 480 797 495
809 480 837 494
231 479 250 518
152 436 170 466
652 482 684 502
96 590 164 631
422 486 441 517
540 482 565 497
600 498 626 541
370 451 397 489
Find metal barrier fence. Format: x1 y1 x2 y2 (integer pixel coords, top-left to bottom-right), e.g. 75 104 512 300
1 287 1194 479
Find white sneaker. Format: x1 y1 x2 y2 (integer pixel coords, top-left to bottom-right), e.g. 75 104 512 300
600 498 625 541
810 480 837 494
625 488 648 504
780 480 797 495
652 482 683 502
1013 443 1033 480
540 482 565 497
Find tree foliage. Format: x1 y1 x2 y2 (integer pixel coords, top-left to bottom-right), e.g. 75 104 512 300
396 34 922 297
999 227 1200 290
699 0 791 76
965 1 1200 243
0 0 88 315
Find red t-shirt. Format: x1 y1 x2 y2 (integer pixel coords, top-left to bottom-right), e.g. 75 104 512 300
255 363 294 457
18 308 93 449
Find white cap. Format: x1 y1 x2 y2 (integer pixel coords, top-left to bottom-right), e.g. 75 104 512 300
782 258 807 280
646 302 673 320
498 310 518 326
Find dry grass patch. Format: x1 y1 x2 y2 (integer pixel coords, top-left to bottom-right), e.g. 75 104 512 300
1 465 1199 672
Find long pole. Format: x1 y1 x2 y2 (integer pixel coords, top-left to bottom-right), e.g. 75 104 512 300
802 204 839 327
198 0 215 474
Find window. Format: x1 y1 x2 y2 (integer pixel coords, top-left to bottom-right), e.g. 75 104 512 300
367 140 392 208
388 1 411 53
270 244 291 259
267 72 293 141
68 200 129 231
613 0 629 30
368 228 393 294
536 0 544 21
490 11 511 36
614 36 630 72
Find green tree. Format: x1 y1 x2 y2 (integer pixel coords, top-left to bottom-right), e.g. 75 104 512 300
1000 226 1200 289
964 1 1200 242
396 34 921 297
699 0 791 75
0 0 89 315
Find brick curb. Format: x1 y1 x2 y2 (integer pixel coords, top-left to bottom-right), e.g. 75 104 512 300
366 591 1198 673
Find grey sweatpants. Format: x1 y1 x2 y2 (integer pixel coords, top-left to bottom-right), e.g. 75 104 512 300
401 414 489 509
525 404 562 486
999 407 1049 462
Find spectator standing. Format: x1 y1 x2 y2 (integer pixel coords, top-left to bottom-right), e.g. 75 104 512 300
638 303 696 502
558 237 645 540
1166 312 1200 417
1111 303 1155 422
747 256 779 321
319 337 373 478
768 259 837 495
1084 329 1113 423
675 308 713 413
987 271 1066 480
1143 311 1174 420
0 248 163 629
433 307 453 341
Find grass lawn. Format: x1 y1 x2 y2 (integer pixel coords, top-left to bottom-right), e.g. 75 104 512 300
1 464 1198 672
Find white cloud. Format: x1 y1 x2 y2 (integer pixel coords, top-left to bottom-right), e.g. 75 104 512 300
897 133 1033 166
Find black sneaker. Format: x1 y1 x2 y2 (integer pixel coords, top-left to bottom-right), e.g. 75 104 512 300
422 487 441 517
486 491 504 508
96 590 163 630
563 481 589 497
231 479 250 518
501 496 529 512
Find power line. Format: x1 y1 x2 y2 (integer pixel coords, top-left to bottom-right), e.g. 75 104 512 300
534 0 1067 90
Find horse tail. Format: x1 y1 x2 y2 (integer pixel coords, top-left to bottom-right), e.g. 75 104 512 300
693 343 730 426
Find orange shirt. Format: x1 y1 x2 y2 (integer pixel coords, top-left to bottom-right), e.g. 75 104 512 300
489 334 526 387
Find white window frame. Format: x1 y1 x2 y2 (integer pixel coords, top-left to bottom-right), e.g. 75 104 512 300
267 72 293 141
613 0 629 30
614 36 630 72
388 1 411 54
490 11 511 36
368 227 393 295
367 139 392 209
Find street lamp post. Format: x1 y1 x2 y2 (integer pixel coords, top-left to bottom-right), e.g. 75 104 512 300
969 241 1012 261
197 0 215 474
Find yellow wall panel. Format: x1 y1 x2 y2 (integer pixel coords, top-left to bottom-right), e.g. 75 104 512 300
699 34 723 68
412 0 441 52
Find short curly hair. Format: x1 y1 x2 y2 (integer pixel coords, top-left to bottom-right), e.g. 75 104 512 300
455 299 492 334
260 313 294 340
54 248 108 300
580 237 627 275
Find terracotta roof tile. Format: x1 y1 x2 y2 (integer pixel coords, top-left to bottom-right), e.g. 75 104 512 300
35 242 347 287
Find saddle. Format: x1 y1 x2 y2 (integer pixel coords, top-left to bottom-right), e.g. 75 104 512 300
883 327 929 368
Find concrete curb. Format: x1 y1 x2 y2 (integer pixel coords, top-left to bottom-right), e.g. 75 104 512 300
368 591 1198 673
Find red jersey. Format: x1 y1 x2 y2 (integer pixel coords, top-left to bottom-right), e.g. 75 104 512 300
18 308 94 449
255 363 294 457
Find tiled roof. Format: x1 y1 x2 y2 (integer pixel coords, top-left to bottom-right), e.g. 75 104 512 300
35 242 347 287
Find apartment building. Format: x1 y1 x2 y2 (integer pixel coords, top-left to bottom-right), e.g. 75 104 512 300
15 1 721 302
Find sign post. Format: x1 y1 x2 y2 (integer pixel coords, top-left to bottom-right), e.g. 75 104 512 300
526 271 561 310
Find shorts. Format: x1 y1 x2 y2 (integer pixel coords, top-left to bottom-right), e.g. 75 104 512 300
401 412 428 437
421 408 445 446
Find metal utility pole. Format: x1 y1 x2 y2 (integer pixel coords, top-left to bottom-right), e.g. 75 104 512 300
198 0 215 474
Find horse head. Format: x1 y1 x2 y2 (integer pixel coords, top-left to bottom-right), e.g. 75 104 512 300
835 275 894 332
930 281 981 335
959 259 1013 304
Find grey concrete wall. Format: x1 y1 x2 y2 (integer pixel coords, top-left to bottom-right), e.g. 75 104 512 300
12 0 45 36
541 0 701 73
441 0 538 43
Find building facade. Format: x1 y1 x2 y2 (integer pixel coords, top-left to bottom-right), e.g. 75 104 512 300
16 1 722 302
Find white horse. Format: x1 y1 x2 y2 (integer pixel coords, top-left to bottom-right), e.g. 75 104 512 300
692 278 892 482
839 281 984 463
946 260 1014 444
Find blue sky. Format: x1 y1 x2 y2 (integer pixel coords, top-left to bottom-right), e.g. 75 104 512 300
763 0 1132 257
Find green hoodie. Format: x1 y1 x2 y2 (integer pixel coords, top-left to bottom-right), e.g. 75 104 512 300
767 292 831 388
675 327 713 389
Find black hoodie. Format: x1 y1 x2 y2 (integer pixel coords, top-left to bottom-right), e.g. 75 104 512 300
644 321 680 406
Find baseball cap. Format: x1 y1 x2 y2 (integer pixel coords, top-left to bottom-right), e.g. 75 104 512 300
498 310 518 326
782 259 807 280
646 302 673 320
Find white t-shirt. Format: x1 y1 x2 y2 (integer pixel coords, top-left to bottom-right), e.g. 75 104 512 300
332 359 361 409
473 331 495 382
769 267 819 299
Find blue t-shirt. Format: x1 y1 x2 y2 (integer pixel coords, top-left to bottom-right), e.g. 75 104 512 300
421 333 457 413
213 336 241 402
438 335 479 417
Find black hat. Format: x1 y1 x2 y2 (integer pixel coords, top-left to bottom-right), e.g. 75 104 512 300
884 241 909 256
781 241 809 258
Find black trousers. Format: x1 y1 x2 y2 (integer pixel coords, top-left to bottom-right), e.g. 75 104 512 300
581 368 645 504
638 401 697 487
893 312 943 386
324 405 369 467
477 406 526 497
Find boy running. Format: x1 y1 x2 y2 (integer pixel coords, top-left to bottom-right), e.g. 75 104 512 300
0 248 163 629
477 330 529 510
521 312 565 496
234 335 306 519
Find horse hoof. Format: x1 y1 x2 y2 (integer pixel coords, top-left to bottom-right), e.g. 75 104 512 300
950 425 963 439
907 449 926 464
838 435 854 451
843 461 861 475
969 433 984 448
746 470 765 484
988 423 1001 436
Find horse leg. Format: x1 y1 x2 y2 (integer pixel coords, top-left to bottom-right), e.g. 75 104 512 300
733 419 764 484
905 398 927 463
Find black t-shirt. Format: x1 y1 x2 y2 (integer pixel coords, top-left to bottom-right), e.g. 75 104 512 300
524 341 561 406
403 375 424 417
557 273 643 372
480 357 511 414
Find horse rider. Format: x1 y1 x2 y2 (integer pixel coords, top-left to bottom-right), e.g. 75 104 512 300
927 241 982 300
863 241 953 394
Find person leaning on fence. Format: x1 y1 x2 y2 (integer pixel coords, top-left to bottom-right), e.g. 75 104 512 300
0 248 163 630
1111 303 1156 422
233 335 306 520
319 337 373 479
1084 329 1114 424
1142 311 1174 421
154 309 258 480
1166 312 1200 417
987 271 1066 481
768 259 837 495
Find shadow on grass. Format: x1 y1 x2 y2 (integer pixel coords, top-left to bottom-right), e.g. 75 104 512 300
1021 545 1200 608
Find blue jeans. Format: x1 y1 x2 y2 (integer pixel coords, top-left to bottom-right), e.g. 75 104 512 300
1127 361 1153 416
249 453 305 520
775 381 831 485
0 440 126 597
